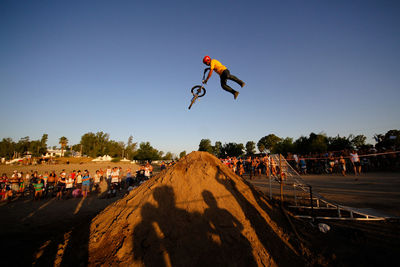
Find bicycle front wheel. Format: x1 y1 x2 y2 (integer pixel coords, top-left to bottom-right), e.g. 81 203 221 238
191 85 206 97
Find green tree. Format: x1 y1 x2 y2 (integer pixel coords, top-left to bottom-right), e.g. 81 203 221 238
40 134 48 155
294 136 309 154
29 140 42 157
198 139 213 153
309 133 328 153
327 135 352 151
275 137 294 155
221 143 244 158
351 134 367 149
164 152 174 160
95 132 110 156
245 141 256 156
126 135 137 160
257 134 281 153
16 136 30 156
375 129 400 150
106 140 124 158
79 132 111 157
134 142 161 161
71 144 82 154
59 136 68 157
80 132 97 157
0 138 15 159
212 141 223 158
179 151 187 159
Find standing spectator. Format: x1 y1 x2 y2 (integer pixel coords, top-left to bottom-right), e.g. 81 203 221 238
81 170 91 197
24 172 31 190
93 170 101 192
263 155 270 176
160 161 166 171
70 170 76 182
60 170 67 184
33 179 44 200
65 174 74 198
339 155 347 176
10 170 20 194
238 161 245 177
270 157 278 176
142 164 150 180
145 162 153 177
47 171 57 197
111 167 120 183
232 157 238 173
293 154 299 171
0 173 10 201
56 172 66 200
299 156 307 175
75 170 82 189
125 168 133 188
245 156 252 176
350 150 361 175
99 168 104 182
106 166 112 184
328 153 335 174
42 171 49 188
18 172 25 193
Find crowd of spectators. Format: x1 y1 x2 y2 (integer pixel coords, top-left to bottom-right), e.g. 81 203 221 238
219 148 400 178
286 148 400 175
0 163 155 202
221 156 277 179
2 148 398 201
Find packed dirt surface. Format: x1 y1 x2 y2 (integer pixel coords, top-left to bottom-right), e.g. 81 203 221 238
89 151 312 266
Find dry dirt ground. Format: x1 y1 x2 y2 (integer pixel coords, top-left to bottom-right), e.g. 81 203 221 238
0 161 399 266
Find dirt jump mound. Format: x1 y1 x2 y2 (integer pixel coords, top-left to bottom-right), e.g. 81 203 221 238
89 151 309 266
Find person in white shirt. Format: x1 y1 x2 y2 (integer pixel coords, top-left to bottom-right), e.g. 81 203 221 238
349 150 361 175
111 167 120 183
75 170 83 189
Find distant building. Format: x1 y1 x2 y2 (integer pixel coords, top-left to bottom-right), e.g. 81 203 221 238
44 149 63 157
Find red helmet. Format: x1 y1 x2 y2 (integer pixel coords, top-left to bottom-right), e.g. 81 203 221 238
203 55 211 64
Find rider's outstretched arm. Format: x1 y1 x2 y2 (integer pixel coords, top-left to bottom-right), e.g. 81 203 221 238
204 69 213 84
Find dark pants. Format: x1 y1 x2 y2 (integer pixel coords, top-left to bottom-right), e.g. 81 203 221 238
220 69 244 95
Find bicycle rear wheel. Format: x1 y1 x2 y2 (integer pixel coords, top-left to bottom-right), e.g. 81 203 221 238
191 85 206 97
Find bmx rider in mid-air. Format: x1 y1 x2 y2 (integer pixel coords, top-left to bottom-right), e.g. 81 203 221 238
202 56 245 100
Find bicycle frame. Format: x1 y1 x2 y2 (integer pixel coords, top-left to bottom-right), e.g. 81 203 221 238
188 68 210 109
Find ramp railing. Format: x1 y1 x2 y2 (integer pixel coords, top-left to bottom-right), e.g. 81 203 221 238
265 154 392 221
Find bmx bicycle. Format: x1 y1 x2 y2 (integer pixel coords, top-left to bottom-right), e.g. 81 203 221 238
188 68 210 110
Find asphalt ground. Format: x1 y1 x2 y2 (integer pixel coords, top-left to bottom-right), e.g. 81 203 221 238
248 172 400 218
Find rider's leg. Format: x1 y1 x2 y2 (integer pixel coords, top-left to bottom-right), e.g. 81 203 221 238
220 70 238 96
226 70 245 87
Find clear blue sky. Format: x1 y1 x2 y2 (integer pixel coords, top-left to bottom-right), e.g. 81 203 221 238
1 0 399 155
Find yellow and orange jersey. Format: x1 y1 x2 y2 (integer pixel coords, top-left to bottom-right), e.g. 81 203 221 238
210 59 227 75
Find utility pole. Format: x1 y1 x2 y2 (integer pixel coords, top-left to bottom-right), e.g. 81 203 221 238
279 154 284 203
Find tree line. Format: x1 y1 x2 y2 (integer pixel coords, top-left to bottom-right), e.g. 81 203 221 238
1 130 399 161
0 132 184 161
198 130 400 158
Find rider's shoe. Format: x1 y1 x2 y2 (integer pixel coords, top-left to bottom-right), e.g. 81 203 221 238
241 82 245 88
234 91 239 100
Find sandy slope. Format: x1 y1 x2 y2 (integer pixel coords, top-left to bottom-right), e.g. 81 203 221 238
88 151 310 266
